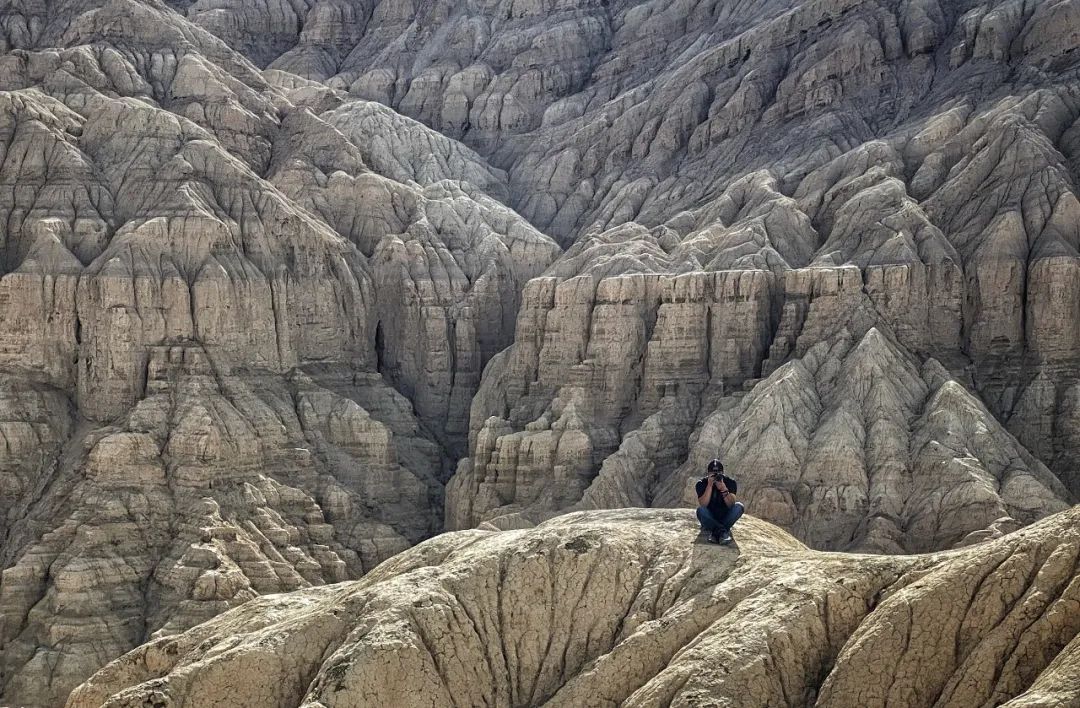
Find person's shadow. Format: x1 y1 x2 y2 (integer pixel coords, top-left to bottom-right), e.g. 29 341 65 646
692 530 741 551
680 531 743 596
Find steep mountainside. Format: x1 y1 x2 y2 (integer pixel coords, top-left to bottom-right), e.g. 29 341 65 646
0 0 1079 704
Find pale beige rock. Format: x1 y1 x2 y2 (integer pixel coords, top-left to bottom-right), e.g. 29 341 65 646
68 507 1080 708
0 378 74 578
3 0 1080 705
451 249 1072 545
447 268 777 530
665 328 1070 553
0 346 455 706
0 7 558 700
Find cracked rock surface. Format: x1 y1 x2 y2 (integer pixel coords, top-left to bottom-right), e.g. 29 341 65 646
0 0 559 700
69 507 1080 708
3 0 1080 704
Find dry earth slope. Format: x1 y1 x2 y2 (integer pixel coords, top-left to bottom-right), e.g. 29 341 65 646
69 507 1080 708
1 0 1080 705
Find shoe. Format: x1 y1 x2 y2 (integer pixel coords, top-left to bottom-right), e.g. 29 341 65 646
718 530 733 545
707 531 721 544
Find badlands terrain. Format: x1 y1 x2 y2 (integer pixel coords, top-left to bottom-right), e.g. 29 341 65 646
70 508 1080 708
0 0 1076 704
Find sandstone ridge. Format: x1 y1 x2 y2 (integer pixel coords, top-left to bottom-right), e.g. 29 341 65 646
70 507 1080 708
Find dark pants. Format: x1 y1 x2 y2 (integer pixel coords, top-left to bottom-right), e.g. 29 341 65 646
697 502 744 533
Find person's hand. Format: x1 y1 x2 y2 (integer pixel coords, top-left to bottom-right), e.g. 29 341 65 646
714 479 728 494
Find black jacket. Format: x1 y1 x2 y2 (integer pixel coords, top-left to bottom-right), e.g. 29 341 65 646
696 475 738 519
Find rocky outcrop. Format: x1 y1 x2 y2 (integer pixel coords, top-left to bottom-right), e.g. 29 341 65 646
440 3 1080 540
666 329 1071 553
0 0 558 701
5 0 1080 704
0 345 457 706
69 507 1080 708
446 266 777 530
449 266 1072 551
269 103 559 452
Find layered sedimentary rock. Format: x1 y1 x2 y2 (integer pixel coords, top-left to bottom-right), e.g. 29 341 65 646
69 507 1080 708
0 344 460 706
269 101 559 451
0 0 559 701
4 0 1080 704
449 259 1072 551
441 0 1080 540
447 266 775 530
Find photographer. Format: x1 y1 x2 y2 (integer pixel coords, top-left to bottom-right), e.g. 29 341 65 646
695 459 744 545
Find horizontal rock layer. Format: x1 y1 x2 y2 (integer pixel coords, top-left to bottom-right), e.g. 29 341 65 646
449 261 1075 551
3 0 1080 705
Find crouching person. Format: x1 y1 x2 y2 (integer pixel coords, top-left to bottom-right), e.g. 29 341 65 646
695 459 743 545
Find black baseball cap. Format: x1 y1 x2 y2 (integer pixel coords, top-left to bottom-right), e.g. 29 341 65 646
707 459 724 473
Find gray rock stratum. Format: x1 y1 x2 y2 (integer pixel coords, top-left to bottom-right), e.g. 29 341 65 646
1 0 1080 704
68 507 1080 708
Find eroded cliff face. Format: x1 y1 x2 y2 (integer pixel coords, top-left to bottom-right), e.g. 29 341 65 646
0 0 562 700
448 262 1073 551
69 507 1080 708
1 0 1080 704
442 0 1080 541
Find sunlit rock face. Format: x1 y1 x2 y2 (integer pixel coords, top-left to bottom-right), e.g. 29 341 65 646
0 0 559 701
441 0 1080 542
71 508 1080 708
1 0 1080 704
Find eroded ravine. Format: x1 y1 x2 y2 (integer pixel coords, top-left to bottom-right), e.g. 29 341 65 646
2 0 1080 705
